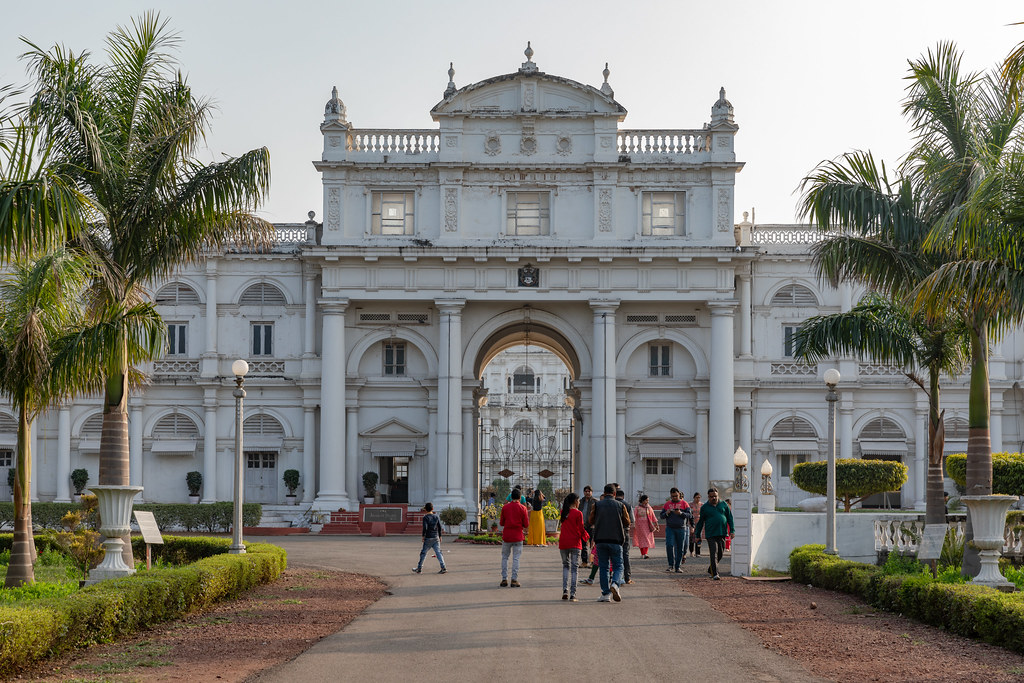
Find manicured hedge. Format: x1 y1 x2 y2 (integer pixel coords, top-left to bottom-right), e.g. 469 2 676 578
791 459 908 511
0 536 286 676
789 544 1024 653
946 452 1024 495
0 502 262 532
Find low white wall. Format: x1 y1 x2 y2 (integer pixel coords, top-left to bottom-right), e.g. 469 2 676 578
748 512 923 572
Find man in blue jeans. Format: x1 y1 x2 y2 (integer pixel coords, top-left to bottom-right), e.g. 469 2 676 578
660 487 692 573
587 483 631 602
412 502 447 574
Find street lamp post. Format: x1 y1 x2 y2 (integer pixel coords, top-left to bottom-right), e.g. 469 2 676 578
733 446 749 493
230 359 249 555
824 368 841 555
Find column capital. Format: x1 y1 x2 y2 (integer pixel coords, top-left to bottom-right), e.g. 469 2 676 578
205 259 219 275
708 300 738 316
589 298 620 314
434 298 466 313
319 297 349 314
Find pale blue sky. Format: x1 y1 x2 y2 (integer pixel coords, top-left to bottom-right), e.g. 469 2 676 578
2 1 1021 224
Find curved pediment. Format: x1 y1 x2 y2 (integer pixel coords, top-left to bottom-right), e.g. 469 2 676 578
432 72 626 120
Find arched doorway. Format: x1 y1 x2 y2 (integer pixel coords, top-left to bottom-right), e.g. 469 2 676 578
475 319 579 504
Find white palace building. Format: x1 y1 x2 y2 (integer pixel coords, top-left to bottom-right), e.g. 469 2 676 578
5 47 1024 516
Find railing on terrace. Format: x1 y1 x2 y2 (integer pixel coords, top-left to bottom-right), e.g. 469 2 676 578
750 225 822 245
860 363 906 378
617 129 711 156
152 359 199 376
346 130 441 155
770 362 817 376
486 393 570 409
874 519 1024 558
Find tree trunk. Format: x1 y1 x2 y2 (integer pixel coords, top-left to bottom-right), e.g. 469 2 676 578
100 369 135 569
962 324 991 578
925 370 946 527
5 408 34 588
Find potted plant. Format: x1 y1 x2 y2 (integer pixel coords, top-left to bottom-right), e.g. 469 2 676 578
362 471 378 505
439 506 467 534
283 469 300 504
71 468 89 498
186 470 203 503
542 501 560 534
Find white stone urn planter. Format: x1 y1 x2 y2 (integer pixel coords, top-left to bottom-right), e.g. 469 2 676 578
961 494 1018 591
86 485 144 584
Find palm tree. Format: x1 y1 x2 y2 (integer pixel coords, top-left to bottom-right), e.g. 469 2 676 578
20 12 272 492
0 250 93 587
797 150 967 527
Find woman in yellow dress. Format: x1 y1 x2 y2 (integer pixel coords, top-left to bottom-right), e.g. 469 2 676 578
526 488 547 546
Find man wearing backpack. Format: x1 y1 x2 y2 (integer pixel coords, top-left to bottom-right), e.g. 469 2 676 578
413 502 447 574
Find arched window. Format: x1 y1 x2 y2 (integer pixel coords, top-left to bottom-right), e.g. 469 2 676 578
155 283 200 305
859 417 905 440
244 414 285 437
153 413 200 438
512 365 537 394
770 417 817 439
771 284 818 306
239 283 286 306
770 416 818 477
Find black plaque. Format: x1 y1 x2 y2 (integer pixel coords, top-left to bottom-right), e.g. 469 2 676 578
362 507 403 523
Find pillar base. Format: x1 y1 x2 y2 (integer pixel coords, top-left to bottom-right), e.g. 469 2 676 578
314 491 354 512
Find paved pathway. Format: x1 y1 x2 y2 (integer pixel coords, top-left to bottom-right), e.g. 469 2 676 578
249 536 826 682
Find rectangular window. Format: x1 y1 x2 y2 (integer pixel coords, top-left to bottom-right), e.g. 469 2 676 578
660 459 675 475
0 450 12 468
166 323 187 356
649 344 671 376
783 325 801 358
252 323 273 356
246 452 277 469
371 191 415 235
642 192 685 236
506 192 550 236
645 459 659 475
780 453 810 477
383 341 406 376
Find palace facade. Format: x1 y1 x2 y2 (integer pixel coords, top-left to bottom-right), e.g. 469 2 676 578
5 47 1023 514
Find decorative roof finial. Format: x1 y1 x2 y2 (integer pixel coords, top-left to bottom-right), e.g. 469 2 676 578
520 41 538 74
600 62 614 97
710 85 735 125
324 85 348 125
444 62 457 98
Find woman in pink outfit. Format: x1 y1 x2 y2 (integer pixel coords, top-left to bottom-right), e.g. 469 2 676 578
632 494 660 558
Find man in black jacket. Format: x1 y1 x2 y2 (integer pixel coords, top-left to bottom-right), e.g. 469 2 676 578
578 485 596 566
614 487 634 584
587 483 631 602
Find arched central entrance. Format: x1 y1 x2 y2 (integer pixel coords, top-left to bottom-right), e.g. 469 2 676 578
474 320 580 505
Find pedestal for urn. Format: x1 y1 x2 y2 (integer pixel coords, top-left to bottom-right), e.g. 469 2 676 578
961 494 1017 591
86 485 144 584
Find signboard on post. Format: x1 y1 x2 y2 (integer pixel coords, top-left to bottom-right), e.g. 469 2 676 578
134 510 163 570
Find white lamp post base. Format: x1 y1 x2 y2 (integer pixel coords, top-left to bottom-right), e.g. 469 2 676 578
962 495 1017 591
85 485 144 584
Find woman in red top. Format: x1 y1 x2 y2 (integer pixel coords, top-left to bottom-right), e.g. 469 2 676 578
558 492 589 602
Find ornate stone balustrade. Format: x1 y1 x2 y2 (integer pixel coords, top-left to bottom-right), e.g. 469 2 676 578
275 226 308 244
750 226 822 245
346 130 440 155
247 360 285 375
860 364 906 377
153 360 200 376
873 519 1024 558
770 362 817 376
617 129 710 156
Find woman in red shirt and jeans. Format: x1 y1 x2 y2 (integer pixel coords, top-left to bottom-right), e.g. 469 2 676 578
558 492 589 602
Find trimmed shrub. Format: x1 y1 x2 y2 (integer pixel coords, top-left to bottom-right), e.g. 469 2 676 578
70 469 89 495
791 459 908 511
0 536 286 676
439 506 467 527
946 452 1024 495
186 471 203 496
789 544 1024 654
0 502 262 533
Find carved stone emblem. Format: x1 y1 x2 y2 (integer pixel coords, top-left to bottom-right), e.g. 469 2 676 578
518 264 539 288
523 84 536 112
484 132 501 156
327 188 340 230
444 187 458 232
445 135 458 148
520 136 537 155
598 188 612 232
716 188 731 232
328 135 341 148
556 135 572 155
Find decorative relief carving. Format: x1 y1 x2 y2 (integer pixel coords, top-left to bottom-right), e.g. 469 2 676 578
600 136 613 149
716 135 731 150
716 188 731 232
444 187 458 232
445 135 458 148
598 188 612 232
484 132 501 156
523 84 535 111
520 136 537 155
327 188 340 230
556 135 572 156
328 135 341 148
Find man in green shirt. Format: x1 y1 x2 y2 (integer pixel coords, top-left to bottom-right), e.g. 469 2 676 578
694 487 734 580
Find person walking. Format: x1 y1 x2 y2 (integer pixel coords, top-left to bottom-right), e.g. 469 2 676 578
694 487 734 580
587 483 631 603
526 487 547 546
499 487 530 586
632 494 660 558
412 502 447 574
688 491 703 557
558 492 588 601
660 488 692 572
578 485 596 567
614 488 634 584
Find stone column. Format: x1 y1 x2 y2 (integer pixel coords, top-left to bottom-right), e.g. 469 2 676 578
991 399 1004 453
590 300 619 484
434 300 465 506
839 403 854 460
738 406 752 459
708 302 737 486
56 408 71 502
462 404 476 511
316 299 352 508
738 273 752 357
616 407 627 492
205 265 218 353
346 405 359 504
427 406 438 506
302 405 316 503
200 391 217 502
304 273 317 356
129 404 143 494
579 403 593 488
914 404 927 510
696 407 709 492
